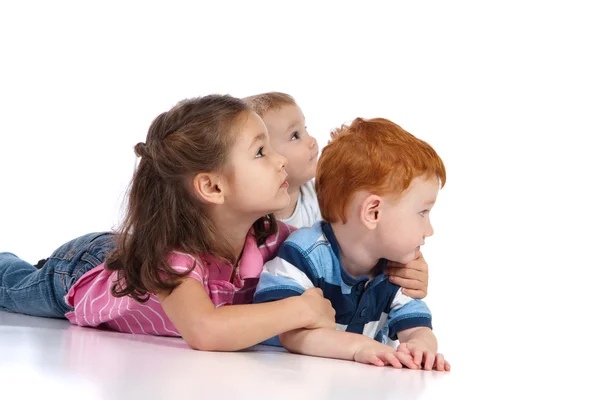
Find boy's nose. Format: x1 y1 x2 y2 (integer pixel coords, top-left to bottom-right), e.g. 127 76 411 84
425 222 434 238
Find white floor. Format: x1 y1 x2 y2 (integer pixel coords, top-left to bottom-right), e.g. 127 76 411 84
1 311 597 400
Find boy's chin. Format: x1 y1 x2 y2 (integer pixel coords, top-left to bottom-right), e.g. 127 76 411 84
398 251 416 264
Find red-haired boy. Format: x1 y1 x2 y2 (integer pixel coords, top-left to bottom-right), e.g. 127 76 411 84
254 118 450 371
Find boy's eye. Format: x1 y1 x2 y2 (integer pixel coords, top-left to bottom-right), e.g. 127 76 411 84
419 210 429 217
255 147 265 158
291 131 300 140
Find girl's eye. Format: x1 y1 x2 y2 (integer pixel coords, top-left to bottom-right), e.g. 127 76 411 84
255 147 265 158
291 132 300 140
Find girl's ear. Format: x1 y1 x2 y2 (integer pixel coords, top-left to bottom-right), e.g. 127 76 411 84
192 173 224 205
359 194 382 230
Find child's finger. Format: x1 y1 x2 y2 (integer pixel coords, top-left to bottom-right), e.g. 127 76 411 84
400 287 426 299
435 353 446 371
444 360 451 371
423 352 436 371
412 349 423 367
394 351 419 369
381 352 403 369
397 343 411 354
367 355 384 367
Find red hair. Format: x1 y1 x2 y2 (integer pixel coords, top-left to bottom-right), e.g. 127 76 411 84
316 118 446 223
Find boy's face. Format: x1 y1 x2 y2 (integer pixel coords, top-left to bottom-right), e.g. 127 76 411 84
261 104 319 189
377 175 440 264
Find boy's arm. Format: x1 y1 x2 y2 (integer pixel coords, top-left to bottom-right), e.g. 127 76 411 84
279 328 419 369
396 326 438 353
387 290 433 340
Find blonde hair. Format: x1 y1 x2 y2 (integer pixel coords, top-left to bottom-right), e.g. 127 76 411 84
243 92 297 117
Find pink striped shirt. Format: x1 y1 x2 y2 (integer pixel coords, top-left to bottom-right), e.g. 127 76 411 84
64 222 294 336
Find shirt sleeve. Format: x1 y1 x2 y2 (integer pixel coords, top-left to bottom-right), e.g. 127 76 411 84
167 252 207 286
253 241 316 303
387 290 433 340
258 220 297 261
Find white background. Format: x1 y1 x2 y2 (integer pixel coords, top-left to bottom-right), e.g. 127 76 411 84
1 1 599 397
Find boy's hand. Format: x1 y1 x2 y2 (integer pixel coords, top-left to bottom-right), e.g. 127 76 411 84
301 288 336 330
386 250 429 299
398 341 451 372
353 343 420 369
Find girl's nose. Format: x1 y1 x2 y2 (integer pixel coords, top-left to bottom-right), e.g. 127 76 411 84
278 152 288 169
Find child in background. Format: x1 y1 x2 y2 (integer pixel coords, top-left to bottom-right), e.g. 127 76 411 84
243 92 320 227
0 94 336 351
243 92 430 299
254 117 451 371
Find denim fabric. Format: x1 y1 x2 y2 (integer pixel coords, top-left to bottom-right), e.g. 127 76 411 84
0 232 116 318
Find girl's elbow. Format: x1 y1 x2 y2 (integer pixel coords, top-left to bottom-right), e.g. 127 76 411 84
187 336 218 351
184 321 225 351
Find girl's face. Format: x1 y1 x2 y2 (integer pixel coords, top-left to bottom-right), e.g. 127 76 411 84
221 111 290 216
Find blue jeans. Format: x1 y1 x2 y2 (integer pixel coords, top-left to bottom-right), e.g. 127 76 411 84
0 232 116 318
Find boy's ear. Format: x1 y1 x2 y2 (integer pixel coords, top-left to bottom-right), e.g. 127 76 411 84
192 173 224 205
359 194 381 230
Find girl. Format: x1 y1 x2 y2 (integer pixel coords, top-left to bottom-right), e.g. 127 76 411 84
0 95 335 351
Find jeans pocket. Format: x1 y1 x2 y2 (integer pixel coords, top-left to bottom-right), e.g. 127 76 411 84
49 232 114 262
51 232 116 293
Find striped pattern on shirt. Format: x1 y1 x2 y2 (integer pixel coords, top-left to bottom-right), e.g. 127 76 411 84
254 222 432 344
65 222 294 336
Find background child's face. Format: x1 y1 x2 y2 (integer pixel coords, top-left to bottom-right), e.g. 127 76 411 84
222 112 290 216
376 176 439 264
261 104 319 189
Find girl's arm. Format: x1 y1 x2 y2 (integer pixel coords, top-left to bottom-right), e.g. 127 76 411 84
279 328 419 369
158 278 335 351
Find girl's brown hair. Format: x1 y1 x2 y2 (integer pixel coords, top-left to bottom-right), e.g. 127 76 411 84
105 94 277 302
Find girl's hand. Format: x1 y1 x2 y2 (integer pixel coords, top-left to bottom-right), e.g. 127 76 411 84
398 342 451 372
301 288 336 330
353 344 419 369
386 250 429 299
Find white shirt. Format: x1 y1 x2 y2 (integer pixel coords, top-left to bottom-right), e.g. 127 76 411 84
281 179 321 229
